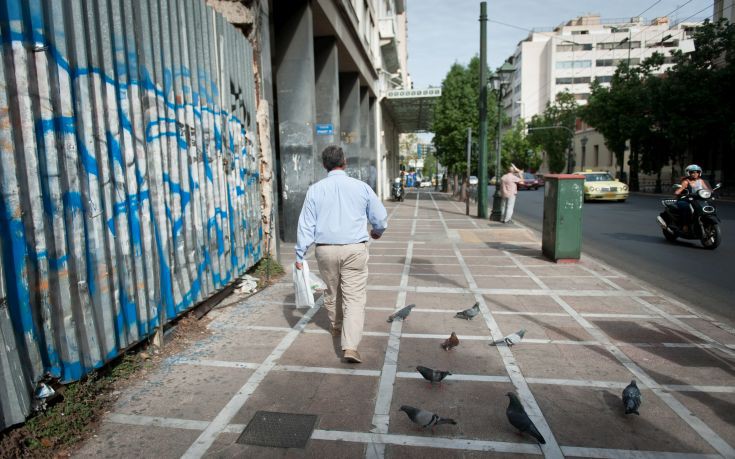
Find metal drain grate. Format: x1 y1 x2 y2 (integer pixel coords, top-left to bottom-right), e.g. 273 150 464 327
236 411 318 448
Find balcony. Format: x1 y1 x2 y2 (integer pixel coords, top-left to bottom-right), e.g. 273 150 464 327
379 16 399 73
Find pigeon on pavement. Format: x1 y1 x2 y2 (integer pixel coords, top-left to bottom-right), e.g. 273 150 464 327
399 405 457 430
491 329 526 347
416 365 451 386
455 302 480 320
505 392 546 444
622 380 642 415
441 332 460 351
387 304 415 322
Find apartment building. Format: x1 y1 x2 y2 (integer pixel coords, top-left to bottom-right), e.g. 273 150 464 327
714 0 735 23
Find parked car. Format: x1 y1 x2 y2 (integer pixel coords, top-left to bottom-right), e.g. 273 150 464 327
469 175 479 186
577 170 629 202
517 172 543 190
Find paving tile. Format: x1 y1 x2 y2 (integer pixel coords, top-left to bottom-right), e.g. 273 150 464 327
368 273 403 286
385 445 539 459
368 263 405 274
493 313 591 342
462 256 514 267
389 379 522 442
513 344 632 381
410 264 465 275
532 384 716 453
115 364 252 420
189 330 286 363
591 318 706 344
474 276 540 290
604 277 651 291
525 265 591 277
232 372 379 432
405 292 477 309
672 391 735 448
400 308 489 336
204 432 366 458
539 276 616 291
366 255 406 264
560 296 653 315
411 256 460 265
466 266 524 276
407 274 469 289
635 296 693 315
223 303 306 328
367 290 399 307
621 345 735 386
278 333 388 371
487 295 567 314
75 422 201 458
397 337 504 376
677 318 735 345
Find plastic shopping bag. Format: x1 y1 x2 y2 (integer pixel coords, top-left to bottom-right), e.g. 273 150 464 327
293 260 315 308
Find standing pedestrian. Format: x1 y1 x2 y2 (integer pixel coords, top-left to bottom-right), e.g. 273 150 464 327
295 145 388 363
500 165 525 224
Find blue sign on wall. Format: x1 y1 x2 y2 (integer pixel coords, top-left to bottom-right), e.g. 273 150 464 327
316 123 334 135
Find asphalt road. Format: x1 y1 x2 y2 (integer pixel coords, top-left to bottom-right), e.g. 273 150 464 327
508 187 735 322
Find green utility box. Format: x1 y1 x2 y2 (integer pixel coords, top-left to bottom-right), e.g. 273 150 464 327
542 174 584 262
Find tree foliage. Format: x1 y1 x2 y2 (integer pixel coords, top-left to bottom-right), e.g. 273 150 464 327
527 92 578 173
501 121 542 172
431 57 498 176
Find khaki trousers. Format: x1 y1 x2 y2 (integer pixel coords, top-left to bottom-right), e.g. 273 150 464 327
315 242 369 351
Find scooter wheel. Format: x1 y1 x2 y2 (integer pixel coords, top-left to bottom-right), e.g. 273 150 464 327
701 223 721 250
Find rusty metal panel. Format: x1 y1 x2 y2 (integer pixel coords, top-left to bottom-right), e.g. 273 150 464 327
0 0 263 429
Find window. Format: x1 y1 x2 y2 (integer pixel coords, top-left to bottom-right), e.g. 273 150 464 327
556 76 591 85
574 93 590 101
556 60 592 69
595 75 613 83
596 41 641 50
646 39 679 48
594 145 599 166
556 43 593 52
595 58 640 67
572 30 589 35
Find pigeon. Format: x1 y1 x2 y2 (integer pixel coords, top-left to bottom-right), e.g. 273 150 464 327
455 302 480 320
399 405 457 431
441 332 460 351
416 365 451 386
622 380 642 415
505 392 546 444
491 328 526 347
387 304 415 322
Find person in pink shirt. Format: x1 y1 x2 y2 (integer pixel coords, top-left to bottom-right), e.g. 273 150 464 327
500 165 525 224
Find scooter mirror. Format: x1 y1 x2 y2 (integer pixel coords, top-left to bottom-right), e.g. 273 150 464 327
713 183 722 191
672 184 682 190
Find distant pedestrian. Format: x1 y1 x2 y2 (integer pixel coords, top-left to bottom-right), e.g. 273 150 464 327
295 145 388 364
500 165 525 224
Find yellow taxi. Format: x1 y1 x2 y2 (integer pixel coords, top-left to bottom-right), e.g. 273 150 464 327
577 170 629 202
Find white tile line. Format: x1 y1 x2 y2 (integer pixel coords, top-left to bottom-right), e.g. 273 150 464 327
104 413 721 458
367 193 419 459
181 299 322 458
274 364 381 377
366 284 654 296
429 193 565 459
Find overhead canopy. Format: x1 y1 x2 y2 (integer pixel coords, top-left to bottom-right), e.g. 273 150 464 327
383 88 441 133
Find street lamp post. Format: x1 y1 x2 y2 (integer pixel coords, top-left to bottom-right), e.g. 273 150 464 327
580 135 588 170
489 62 515 221
477 2 489 218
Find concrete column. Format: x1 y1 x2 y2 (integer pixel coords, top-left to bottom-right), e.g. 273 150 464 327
339 73 360 179
274 0 317 242
313 37 339 182
368 96 377 192
359 87 370 183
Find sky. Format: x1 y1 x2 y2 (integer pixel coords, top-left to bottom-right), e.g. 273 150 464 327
406 0 715 89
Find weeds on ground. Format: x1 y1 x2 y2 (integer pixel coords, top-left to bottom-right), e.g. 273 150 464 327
251 255 284 288
0 354 146 458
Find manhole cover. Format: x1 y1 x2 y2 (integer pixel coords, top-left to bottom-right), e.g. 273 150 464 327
236 411 318 448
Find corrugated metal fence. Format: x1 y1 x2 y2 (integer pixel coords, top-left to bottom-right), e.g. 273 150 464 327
0 0 263 429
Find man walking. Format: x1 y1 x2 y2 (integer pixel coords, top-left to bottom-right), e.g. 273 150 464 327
500 165 525 224
295 146 388 363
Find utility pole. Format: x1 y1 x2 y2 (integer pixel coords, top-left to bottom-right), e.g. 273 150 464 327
466 127 472 216
477 2 489 218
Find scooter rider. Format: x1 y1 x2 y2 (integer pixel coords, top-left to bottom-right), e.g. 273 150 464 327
675 164 711 231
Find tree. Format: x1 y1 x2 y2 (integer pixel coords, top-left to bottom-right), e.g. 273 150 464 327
432 57 498 178
527 92 577 173
501 121 542 172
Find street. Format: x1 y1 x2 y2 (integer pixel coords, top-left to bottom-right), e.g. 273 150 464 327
510 187 735 321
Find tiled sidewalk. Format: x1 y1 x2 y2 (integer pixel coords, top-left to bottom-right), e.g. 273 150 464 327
75 191 735 458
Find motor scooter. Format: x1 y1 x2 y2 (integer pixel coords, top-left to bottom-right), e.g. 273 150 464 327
657 183 722 249
391 177 404 202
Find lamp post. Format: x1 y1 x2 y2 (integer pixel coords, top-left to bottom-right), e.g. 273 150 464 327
477 2 489 218
580 135 588 170
489 62 515 221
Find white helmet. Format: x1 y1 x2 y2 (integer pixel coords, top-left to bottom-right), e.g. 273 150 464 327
684 164 702 175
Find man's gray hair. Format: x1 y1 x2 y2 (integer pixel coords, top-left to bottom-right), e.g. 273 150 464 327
322 145 346 171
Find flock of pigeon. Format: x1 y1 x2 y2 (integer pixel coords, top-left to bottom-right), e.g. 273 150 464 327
386 301 643 445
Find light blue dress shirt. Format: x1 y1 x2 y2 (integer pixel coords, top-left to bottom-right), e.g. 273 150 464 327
295 170 388 262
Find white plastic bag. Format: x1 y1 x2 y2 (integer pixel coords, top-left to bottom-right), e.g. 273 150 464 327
309 272 327 292
293 260 315 308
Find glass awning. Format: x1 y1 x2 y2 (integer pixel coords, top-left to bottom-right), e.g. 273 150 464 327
383 88 441 133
